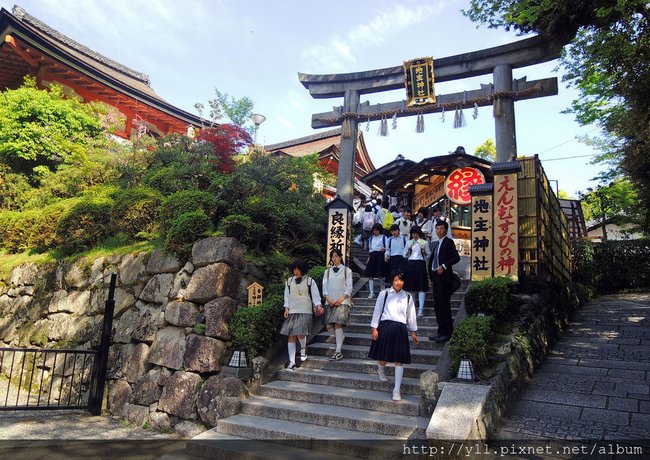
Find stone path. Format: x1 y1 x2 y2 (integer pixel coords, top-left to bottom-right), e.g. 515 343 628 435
494 293 650 445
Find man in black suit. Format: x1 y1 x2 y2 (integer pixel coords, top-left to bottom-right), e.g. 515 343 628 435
428 220 460 343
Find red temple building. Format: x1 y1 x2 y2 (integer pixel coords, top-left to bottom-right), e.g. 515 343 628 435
0 5 202 138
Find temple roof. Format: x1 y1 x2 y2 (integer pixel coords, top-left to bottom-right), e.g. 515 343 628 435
0 5 203 130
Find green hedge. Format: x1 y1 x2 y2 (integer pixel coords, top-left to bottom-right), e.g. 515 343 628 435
159 190 217 232
230 293 284 358
56 197 114 253
165 211 211 257
572 238 650 292
220 214 266 248
448 315 495 372
111 186 162 237
464 277 513 318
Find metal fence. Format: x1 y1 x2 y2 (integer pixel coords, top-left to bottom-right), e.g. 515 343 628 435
0 273 116 414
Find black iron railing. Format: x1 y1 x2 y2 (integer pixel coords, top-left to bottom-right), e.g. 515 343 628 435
0 273 117 413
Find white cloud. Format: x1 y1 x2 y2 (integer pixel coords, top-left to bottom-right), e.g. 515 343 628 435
301 2 450 72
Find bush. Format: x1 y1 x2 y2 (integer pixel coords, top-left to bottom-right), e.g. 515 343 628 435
230 293 284 358
571 238 595 285
165 211 211 257
464 277 513 318
143 166 187 195
307 265 328 292
159 191 217 232
220 214 266 249
111 186 162 237
248 251 291 288
448 315 495 372
56 197 114 253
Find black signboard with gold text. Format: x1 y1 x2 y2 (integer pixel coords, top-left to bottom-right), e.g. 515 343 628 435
404 57 436 107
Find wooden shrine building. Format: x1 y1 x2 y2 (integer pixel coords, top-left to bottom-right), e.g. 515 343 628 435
0 5 202 139
266 127 376 199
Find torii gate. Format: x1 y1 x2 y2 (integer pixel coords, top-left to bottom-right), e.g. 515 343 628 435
299 35 563 207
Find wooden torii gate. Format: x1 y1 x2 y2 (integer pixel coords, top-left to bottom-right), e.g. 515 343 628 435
299 35 563 207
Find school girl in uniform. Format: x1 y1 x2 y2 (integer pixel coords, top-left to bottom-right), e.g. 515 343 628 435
384 224 407 283
322 248 353 361
403 226 431 317
281 259 323 370
368 271 419 401
365 223 387 298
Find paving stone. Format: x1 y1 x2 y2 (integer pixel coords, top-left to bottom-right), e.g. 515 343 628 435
522 388 606 408
607 397 638 412
631 413 650 429
615 382 649 396
580 408 629 426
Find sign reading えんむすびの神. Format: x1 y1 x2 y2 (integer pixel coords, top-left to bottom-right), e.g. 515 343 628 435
492 165 520 280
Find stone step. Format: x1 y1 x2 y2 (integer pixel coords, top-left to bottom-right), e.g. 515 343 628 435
257 380 420 416
305 342 439 365
350 305 457 315
297 355 434 380
212 414 412 459
352 290 466 301
275 366 423 394
345 322 438 335
313 332 443 351
348 313 451 327
240 396 429 438
187 432 361 460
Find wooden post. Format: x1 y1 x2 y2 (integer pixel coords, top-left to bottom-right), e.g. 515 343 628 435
337 89 360 206
493 64 517 162
87 273 116 415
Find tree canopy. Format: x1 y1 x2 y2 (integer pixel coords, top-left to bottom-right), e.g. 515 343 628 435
464 0 650 232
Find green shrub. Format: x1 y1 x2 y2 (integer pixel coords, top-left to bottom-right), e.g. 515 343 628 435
220 214 266 248
230 293 284 358
248 251 291 288
143 166 187 195
56 197 114 253
111 186 162 237
464 276 513 318
571 238 595 286
448 315 495 372
165 211 211 257
307 265 328 292
159 191 217 232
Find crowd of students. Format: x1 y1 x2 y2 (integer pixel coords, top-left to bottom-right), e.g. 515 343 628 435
281 196 460 402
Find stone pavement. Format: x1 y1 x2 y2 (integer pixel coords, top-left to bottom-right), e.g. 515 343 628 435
494 293 650 443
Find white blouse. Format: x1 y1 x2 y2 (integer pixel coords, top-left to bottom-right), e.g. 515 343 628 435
403 239 430 261
370 288 417 332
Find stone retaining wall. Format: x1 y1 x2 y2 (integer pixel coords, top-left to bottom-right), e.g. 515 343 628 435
0 237 261 437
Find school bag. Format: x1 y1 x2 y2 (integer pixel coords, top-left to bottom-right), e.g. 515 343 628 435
362 212 375 231
382 208 394 230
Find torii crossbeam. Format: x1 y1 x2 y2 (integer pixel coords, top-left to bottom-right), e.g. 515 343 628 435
299 35 563 205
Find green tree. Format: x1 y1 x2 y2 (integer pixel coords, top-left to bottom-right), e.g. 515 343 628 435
0 77 103 178
194 88 254 131
474 138 496 161
579 179 641 240
464 0 650 232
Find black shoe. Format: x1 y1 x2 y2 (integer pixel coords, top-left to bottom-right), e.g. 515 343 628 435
434 335 451 343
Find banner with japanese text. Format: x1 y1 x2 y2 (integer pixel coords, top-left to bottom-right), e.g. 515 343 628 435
403 57 436 107
326 207 351 267
471 194 493 280
493 172 519 280
445 167 486 205
413 176 445 212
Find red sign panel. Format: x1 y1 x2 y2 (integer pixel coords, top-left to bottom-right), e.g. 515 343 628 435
445 167 486 205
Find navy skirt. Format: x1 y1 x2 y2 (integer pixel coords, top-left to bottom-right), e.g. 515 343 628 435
368 320 411 364
385 255 405 282
404 259 428 292
365 251 386 278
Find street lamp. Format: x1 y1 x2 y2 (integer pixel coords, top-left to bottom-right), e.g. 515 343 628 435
250 113 266 145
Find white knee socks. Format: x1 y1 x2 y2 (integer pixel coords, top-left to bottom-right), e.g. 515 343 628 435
298 337 306 352
288 342 296 364
418 291 426 314
394 366 404 393
368 279 374 295
335 328 344 353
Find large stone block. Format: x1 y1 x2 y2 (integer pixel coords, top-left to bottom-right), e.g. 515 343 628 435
158 371 202 419
132 305 165 344
131 369 164 406
108 344 132 380
63 261 89 289
138 274 174 304
113 307 140 344
90 287 136 317
174 420 206 438
120 252 148 286
191 237 245 268
204 297 238 340
124 403 149 427
108 379 132 417
149 411 171 431
184 264 239 304
169 269 192 302
196 375 247 427
10 262 40 286
183 335 227 374
146 249 182 274
48 290 91 316
148 327 187 370
125 342 151 383
165 301 199 327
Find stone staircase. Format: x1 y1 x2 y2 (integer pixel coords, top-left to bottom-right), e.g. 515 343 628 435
187 246 468 459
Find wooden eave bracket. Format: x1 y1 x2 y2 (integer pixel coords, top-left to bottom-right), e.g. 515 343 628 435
4 34 39 67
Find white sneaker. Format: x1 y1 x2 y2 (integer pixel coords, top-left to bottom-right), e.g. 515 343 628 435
300 351 308 362
392 390 401 401
287 362 296 371
377 365 389 382
367 292 374 299
417 310 423 317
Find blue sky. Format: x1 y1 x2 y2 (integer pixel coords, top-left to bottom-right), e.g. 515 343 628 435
2 0 605 197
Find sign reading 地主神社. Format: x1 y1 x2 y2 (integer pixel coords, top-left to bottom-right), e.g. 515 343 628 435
492 162 521 280
403 57 436 107
445 167 486 205
469 184 494 281
325 196 353 267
